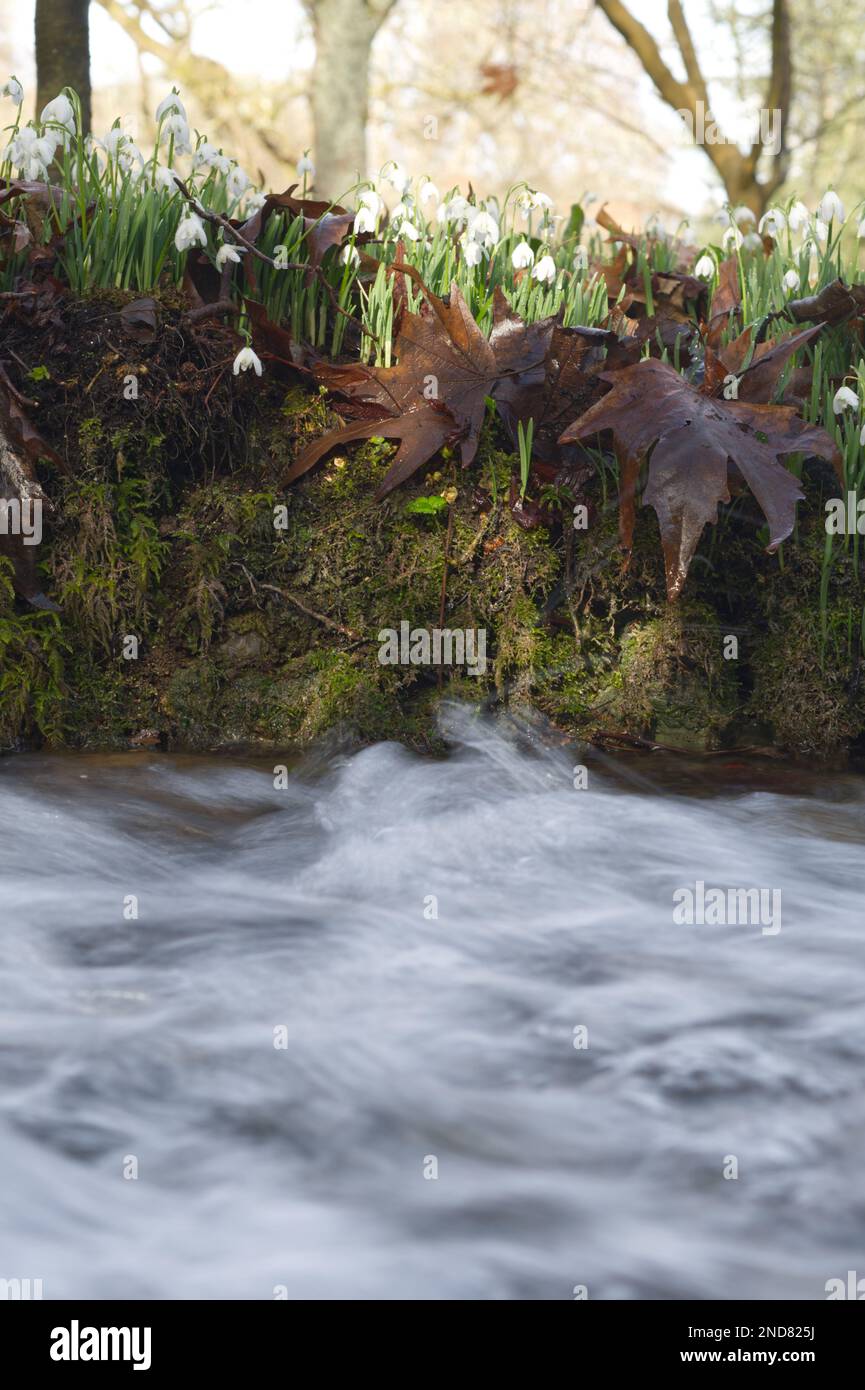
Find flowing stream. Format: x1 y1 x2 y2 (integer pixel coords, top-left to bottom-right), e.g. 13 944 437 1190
1 706 863 1300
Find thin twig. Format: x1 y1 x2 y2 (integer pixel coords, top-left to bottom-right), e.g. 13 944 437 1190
258 583 363 641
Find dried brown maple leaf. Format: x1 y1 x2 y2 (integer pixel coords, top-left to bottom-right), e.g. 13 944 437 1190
703 323 822 403
560 357 841 600
285 281 498 499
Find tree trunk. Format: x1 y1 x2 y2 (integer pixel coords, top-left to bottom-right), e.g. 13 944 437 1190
304 0 396 199
35 0 92 133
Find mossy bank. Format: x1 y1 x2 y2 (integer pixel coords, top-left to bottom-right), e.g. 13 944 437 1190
1 290 863 760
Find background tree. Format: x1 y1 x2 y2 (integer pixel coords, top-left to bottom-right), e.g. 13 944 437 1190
35 0 92 131
594 0 792 214
301 0 398 196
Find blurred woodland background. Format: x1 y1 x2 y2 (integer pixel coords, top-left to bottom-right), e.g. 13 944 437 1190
3 1 864 230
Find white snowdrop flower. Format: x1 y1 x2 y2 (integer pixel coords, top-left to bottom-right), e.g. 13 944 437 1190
339 243 360 267
297 151 315 178
742 232 763 253
759 208 786 237
156 91 186 124
857 217 865 239
731 204 756 226
468 209 499 247
418 178 439 204
354 205 378 234
243 191 267 215
819 190 845 224
517 188 552 216
381 160 411 195
389 201 408 225
694 253 715 278
511 240 535 269
160 114 192 154
191 141 221 171
41 93 75 132
814 218 829 244
782 268 800 291
1 77 23 105
227 166 251 200
532 252 557 283
215 243 242 269
441 195 471 224
358 188 382 216
787 200 809 232
461 237 483 267
833 386 859 414
860 422 865 446
722 225 743 249
233 346 263 377
152 163 178 193
399 220 421 242
174 213 207 252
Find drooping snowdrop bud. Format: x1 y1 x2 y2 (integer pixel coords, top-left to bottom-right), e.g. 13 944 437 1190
152 163 178 192
782 268 800 292
833 385 859 414
354 205 378 234
1 77 23 105
742 232 763 253
731 204 756 226
819 190 845 225
160 113 192 154
381 160 410 195
41 93 75 133
340 243 360 267
243 191 267 215
359 188 382 217
418 178 439 204
532 253 557 283
814 218 829 245
694 254 715 278
461 238 483 267
174 213 207 252
787 200 809 232
227 166 251 200
297 151 315 178
399 220 421 242
215 243 242 269
233 346 263 377
758 208 786 237
722 225 743 249
156 91 187 124
511 240 534 269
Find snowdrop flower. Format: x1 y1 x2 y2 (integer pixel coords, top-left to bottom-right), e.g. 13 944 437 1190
227 165 251 200
152 163 178 193
860 422 865 447
461 237 483 267
759 207 786 237
399 220 421 242
439 195 471 225
339 243 360 267
233 346 263 377
857 217 865 239
1 77 23 105
694 253 715 278
787 199 809 232
782 268 800 292
358 188 382 217
192 142 231 175
418 178 439 205
742 232 763 253
517 188 552 215
731 204 756 226
814 218 829 245
381 160 410 195
243 191 267 215
819 190 845 224
468 209 499 247
174 213 207 252
354 205 378 234
297 151 315 178
833 385 859 414
389 201 409 225
156 92 187 124
215 243 242 269
160 114 192 154
532 252 557 283
722 225 743 250
41 93 75 133
511 240 535 269
4 125 57 178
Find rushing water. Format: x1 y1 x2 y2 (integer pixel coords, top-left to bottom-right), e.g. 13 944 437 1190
1 706 863 1301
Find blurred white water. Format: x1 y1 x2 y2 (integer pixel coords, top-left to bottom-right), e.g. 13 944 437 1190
0 707 863 1300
